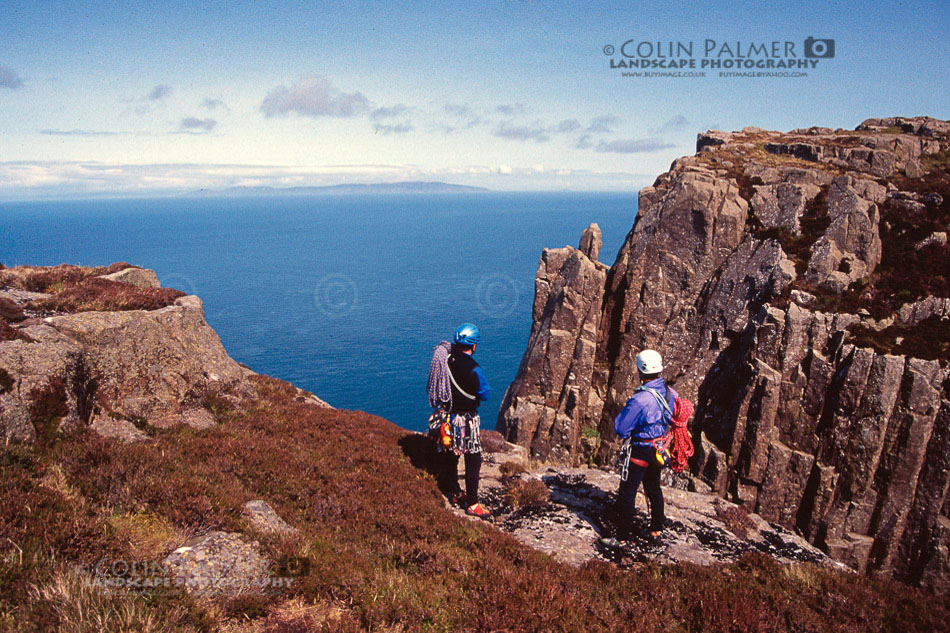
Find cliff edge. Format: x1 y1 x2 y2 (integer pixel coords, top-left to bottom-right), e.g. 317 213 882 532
497 116 950 590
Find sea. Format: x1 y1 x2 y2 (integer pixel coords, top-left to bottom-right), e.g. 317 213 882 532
1 192 638 432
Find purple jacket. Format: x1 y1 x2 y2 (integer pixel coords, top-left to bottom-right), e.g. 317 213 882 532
614 377 678 443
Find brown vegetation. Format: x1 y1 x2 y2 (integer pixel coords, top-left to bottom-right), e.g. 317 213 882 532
28 278 185 314
0 298 25 322
503 478 551 509
0 263 184 315
847 315 950 362
0 319 33 343
2 374 949 631
0 263 131 294
714 500 755 540
479 429 510 453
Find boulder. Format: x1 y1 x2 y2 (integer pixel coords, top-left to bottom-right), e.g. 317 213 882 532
164 531 271 595
40 295 252 426
90 413 149 443
97 266 161 289
241 500 297 535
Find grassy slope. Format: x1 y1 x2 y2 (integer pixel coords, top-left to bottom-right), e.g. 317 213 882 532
2 374 948 632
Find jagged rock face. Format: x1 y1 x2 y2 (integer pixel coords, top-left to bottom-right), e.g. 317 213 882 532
497 226 609 462
498 116 950 590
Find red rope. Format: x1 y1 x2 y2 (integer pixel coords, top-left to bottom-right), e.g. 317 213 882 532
670 397 695 473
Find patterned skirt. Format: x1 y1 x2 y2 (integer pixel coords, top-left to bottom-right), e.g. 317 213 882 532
428 410 482 455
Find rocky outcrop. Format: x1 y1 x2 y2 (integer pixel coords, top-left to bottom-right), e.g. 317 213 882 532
498 116 950 589
97 266 161 289
465 447 836 570
0 269 254 441
497 224 609 462
241 500 297 535
164 531 271 595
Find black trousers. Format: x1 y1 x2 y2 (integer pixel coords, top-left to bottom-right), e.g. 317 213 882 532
618 444 665 538
439 451 482 507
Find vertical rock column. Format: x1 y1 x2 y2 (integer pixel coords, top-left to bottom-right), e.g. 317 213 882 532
497 224 608 464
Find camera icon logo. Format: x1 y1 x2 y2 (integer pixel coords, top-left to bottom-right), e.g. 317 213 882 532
277 556 311 577
804 37 835 58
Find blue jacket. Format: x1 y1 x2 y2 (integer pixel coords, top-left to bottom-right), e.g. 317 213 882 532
614 378 678 443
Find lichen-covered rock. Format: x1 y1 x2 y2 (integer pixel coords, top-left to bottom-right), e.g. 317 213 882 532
471 455 835 570
164 531 271 595
1 285 254 444
0 324 91 442
40 295 252 426
90 413 149 443
97 266 161 289
241 500 297 535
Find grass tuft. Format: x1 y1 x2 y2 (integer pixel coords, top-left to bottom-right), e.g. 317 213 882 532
503 478 550 509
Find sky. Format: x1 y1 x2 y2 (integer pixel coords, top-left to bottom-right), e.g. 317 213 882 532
0 0 947 197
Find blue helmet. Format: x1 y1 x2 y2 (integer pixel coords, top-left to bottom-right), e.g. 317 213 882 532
454 323 481 346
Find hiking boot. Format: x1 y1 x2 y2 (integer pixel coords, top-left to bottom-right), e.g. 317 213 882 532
598 537 629 549
638 529 663 545
449 491 466 506
466 503 491 519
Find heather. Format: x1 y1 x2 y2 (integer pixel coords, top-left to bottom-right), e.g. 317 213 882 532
2 374 947 632
0 264 184 314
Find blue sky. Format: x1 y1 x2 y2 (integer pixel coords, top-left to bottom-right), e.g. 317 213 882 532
0 0 947 196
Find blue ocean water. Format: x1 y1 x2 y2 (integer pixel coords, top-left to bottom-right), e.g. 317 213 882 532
1 192 637 431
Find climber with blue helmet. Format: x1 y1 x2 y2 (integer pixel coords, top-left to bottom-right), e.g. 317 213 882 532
432 323 492 518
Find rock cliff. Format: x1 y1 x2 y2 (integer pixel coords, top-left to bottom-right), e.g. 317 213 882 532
0 265 255 442
497 116 950 590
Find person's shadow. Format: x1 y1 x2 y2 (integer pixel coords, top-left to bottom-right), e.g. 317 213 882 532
399 432 457 497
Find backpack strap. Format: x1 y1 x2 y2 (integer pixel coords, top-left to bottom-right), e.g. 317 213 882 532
635 386 674 418
447 364 476 400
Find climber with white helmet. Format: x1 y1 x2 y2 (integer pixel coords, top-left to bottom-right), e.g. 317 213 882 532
601 349 678 548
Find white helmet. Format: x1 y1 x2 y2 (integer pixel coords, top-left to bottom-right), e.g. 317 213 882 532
636 349 663 374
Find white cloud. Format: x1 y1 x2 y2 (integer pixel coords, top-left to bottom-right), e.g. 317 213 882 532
179 117 217 133
586 115 619 134
531 164 544 173
0 65 24 89
594 137 674 154
146 84 171 101
493 118 582 143
494 121 550 142
651 114 690 134
553 119 581 133
375 122 413 135
371 104 411 120
41 129 123 137
496 103 529 116
202 98 230 113
260 75 370 118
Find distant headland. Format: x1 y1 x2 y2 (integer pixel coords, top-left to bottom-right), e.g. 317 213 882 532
186 181 491 197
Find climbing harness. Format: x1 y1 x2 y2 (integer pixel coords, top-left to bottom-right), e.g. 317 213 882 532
618 386 695 479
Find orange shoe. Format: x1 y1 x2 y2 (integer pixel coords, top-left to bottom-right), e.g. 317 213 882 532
466 503 491 519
